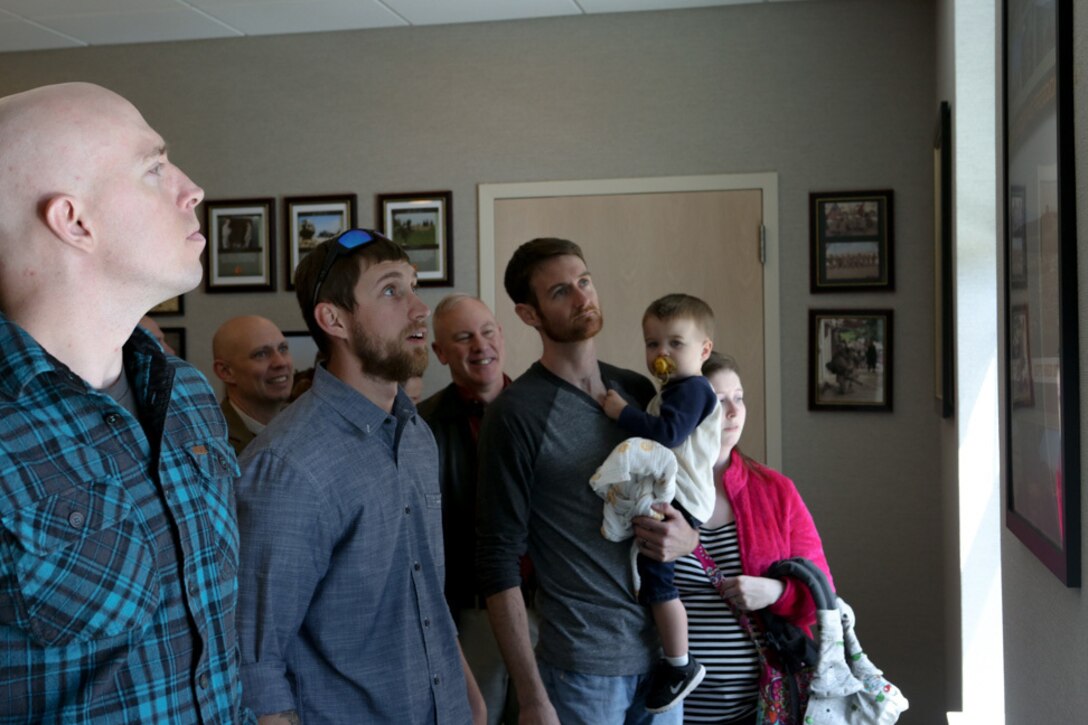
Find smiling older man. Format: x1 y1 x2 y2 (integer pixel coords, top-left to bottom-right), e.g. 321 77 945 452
212 315 294 454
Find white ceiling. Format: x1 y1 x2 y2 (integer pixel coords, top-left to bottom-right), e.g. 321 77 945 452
0 0 812 53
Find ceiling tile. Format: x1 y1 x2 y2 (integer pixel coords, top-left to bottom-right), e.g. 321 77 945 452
0 0 178 19
579 0 753 12
382 0 580 26
40 9 242 45
192 0 405 35
0 18 83 50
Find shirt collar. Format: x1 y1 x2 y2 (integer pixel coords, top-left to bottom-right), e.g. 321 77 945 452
453 374 512 407
309 363 418 436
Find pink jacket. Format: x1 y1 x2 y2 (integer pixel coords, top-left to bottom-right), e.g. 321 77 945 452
722 449 833 634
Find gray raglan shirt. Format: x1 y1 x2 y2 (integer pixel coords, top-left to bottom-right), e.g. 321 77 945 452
476 361 659 675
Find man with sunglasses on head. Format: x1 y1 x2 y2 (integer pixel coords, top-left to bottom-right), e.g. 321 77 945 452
234 229 484 725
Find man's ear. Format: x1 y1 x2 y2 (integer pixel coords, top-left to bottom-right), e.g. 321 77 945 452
514 302 541 329
42 194 94 252
212 359 234 384
314 302 349 343
432 342 449 366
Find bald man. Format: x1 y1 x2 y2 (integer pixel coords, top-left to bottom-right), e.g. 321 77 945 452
212 315 294 454
0 83 252 722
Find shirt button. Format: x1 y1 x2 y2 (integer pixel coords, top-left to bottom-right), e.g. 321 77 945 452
433 674 441 685
67 511 85 528
217 455 228 467
404 505 411 515
423 617 431 627
188 581 200 597
104 413 121 425
413 562 421 571
198 673 210 689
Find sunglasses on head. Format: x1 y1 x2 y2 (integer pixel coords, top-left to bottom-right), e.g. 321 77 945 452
310 228 388 310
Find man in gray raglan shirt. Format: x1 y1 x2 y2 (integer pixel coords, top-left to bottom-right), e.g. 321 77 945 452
476 237 700 724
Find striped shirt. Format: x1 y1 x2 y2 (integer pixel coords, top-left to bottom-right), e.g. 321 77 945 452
675 522 760 724
0 313 252 724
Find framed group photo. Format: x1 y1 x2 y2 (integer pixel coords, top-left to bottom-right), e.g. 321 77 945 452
203 198 276 292
808 309 893 412
285 194 357 290
810 190 894 293
1002 0 1079 585
377 191 453 286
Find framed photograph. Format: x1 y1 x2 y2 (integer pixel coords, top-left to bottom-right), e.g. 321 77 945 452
934 102 955 418
810 190 894 292
1002 0 1079 585
149 295 184 316
285 194 357 290
203 198 276 292
377 191 453 286
1009 305 1034 408
808 309 893 412
160 326 186 361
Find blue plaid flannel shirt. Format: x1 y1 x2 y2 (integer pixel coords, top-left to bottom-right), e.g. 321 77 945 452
0 313 254 724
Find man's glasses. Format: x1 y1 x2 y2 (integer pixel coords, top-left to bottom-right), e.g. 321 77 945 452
310 228 386 310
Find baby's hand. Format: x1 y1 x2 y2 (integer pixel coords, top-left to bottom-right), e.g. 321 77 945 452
599 389 628 420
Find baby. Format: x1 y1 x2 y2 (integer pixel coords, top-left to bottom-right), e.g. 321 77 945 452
599 293 721 714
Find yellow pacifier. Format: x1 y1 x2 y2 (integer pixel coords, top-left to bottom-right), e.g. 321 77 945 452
652 355 677 382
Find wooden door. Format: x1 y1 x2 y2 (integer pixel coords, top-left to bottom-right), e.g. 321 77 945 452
492 189 766 461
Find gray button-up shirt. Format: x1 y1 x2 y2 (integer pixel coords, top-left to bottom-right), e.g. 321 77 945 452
236 365 470 724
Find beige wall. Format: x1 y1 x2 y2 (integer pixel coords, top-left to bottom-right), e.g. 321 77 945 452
0 1 946 720
1001 1 1088 721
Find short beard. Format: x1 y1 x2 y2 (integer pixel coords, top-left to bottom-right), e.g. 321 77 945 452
539 306 603 343
350 318 428 382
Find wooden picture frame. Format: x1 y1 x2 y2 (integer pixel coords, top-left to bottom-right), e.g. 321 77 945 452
808 309 893 412
149 295 184 316
377 191 453 287
1002 0 1080 585
284 194 357 290
810 190 894 293
203 198 276 292
934 102 955 418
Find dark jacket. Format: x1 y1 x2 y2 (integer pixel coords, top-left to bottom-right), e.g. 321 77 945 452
417 383 483 618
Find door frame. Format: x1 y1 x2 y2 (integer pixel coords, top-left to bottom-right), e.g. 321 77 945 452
478 172 781 469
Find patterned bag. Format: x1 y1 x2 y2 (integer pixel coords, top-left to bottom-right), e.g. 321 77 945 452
692 545 814 725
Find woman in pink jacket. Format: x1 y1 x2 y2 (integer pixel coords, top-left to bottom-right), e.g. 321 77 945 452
674 352 833 725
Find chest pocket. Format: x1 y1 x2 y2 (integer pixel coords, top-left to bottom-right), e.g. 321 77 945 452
0 478 159 647
181 439 242 608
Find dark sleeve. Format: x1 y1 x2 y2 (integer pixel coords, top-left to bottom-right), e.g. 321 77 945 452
616 376 717 448
475 389 541 597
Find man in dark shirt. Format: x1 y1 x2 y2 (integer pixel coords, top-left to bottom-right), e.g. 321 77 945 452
476 237 700 724
418 293 522 724
0 82 251 723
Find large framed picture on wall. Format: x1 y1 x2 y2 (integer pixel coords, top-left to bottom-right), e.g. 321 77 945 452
1002 0 1080 586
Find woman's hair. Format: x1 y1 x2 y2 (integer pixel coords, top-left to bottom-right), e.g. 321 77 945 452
701 351 767 480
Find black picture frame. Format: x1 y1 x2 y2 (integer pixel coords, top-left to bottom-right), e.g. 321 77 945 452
377 191 453 287
808 309 893 412
934 102 955 419
1002 0 1080 586
203 198 276 292
284 194 357 290
160 326 186 360
809 190 894 293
